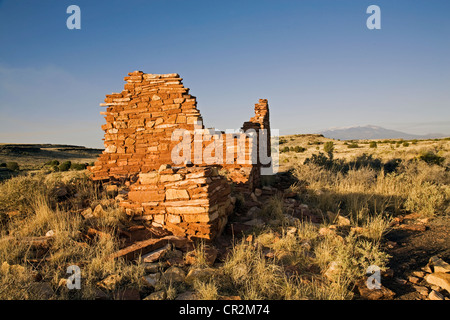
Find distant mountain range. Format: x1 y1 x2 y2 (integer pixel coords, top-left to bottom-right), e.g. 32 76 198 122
318 125 448 141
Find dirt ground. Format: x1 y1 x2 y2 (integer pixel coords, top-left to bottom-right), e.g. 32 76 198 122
383 214 450 299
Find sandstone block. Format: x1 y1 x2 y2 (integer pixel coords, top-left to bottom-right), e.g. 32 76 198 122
166 189 190 200
166 206 209 215
139 172 159 184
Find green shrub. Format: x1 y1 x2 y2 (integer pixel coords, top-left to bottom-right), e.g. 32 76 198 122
418 151 445 166
44 160 60 166
70 163 86 171
349 154 382 171
58 161 72 172
369 141 377 148
323 141 334 154
6 162 19 171
405 182 446 216
294 146 306 153
281 146 290 153
402 142 410 147
304 152 335 170
383 158 402 174
347 143 359 149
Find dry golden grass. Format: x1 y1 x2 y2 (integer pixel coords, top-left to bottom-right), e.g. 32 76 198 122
0 170 145 300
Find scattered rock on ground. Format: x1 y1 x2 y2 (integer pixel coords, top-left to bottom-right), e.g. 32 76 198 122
29 282 54 299
412 271 426 278
185 268 216 285
97 274 121 291
425 273 450 293
356 278 395 300
413 285 429 296
144 261 167 273
175 291 197 300
246 206 262 219
337 215 351 226
428 290 444 300
113 288 141 300
163 266 186 283
45 230 55 237
93 204 106 217
144 290 166 300
142 244 171 263
81 207 94 219
428 256 450 273
143 273 161 288
408 276 420 284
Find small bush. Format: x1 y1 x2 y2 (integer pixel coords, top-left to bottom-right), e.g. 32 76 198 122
58 161 72 172
349 154 382 171
347 143 359 149
418 151 445 166
304 152 334 170
405 181 446 216
323 141 334 154
402 142 410 147
70 163 86 171
294 146 306 153
369 141 377 148
6 162 19 171
44 160 60 166
383 158 402 173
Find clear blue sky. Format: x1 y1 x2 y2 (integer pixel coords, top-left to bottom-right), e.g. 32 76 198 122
1 0 449 148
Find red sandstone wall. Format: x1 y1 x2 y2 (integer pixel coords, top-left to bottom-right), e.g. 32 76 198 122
90 71 202 180
120 165 233 241
90 71 270 194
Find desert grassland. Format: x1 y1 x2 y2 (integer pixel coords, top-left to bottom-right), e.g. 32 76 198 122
278 135 450 167
279 135 450 218
0 136 448 300
0 171 146 299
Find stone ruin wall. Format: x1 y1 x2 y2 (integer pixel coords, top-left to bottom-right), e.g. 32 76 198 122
120 166 233 241
89 71 271 240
